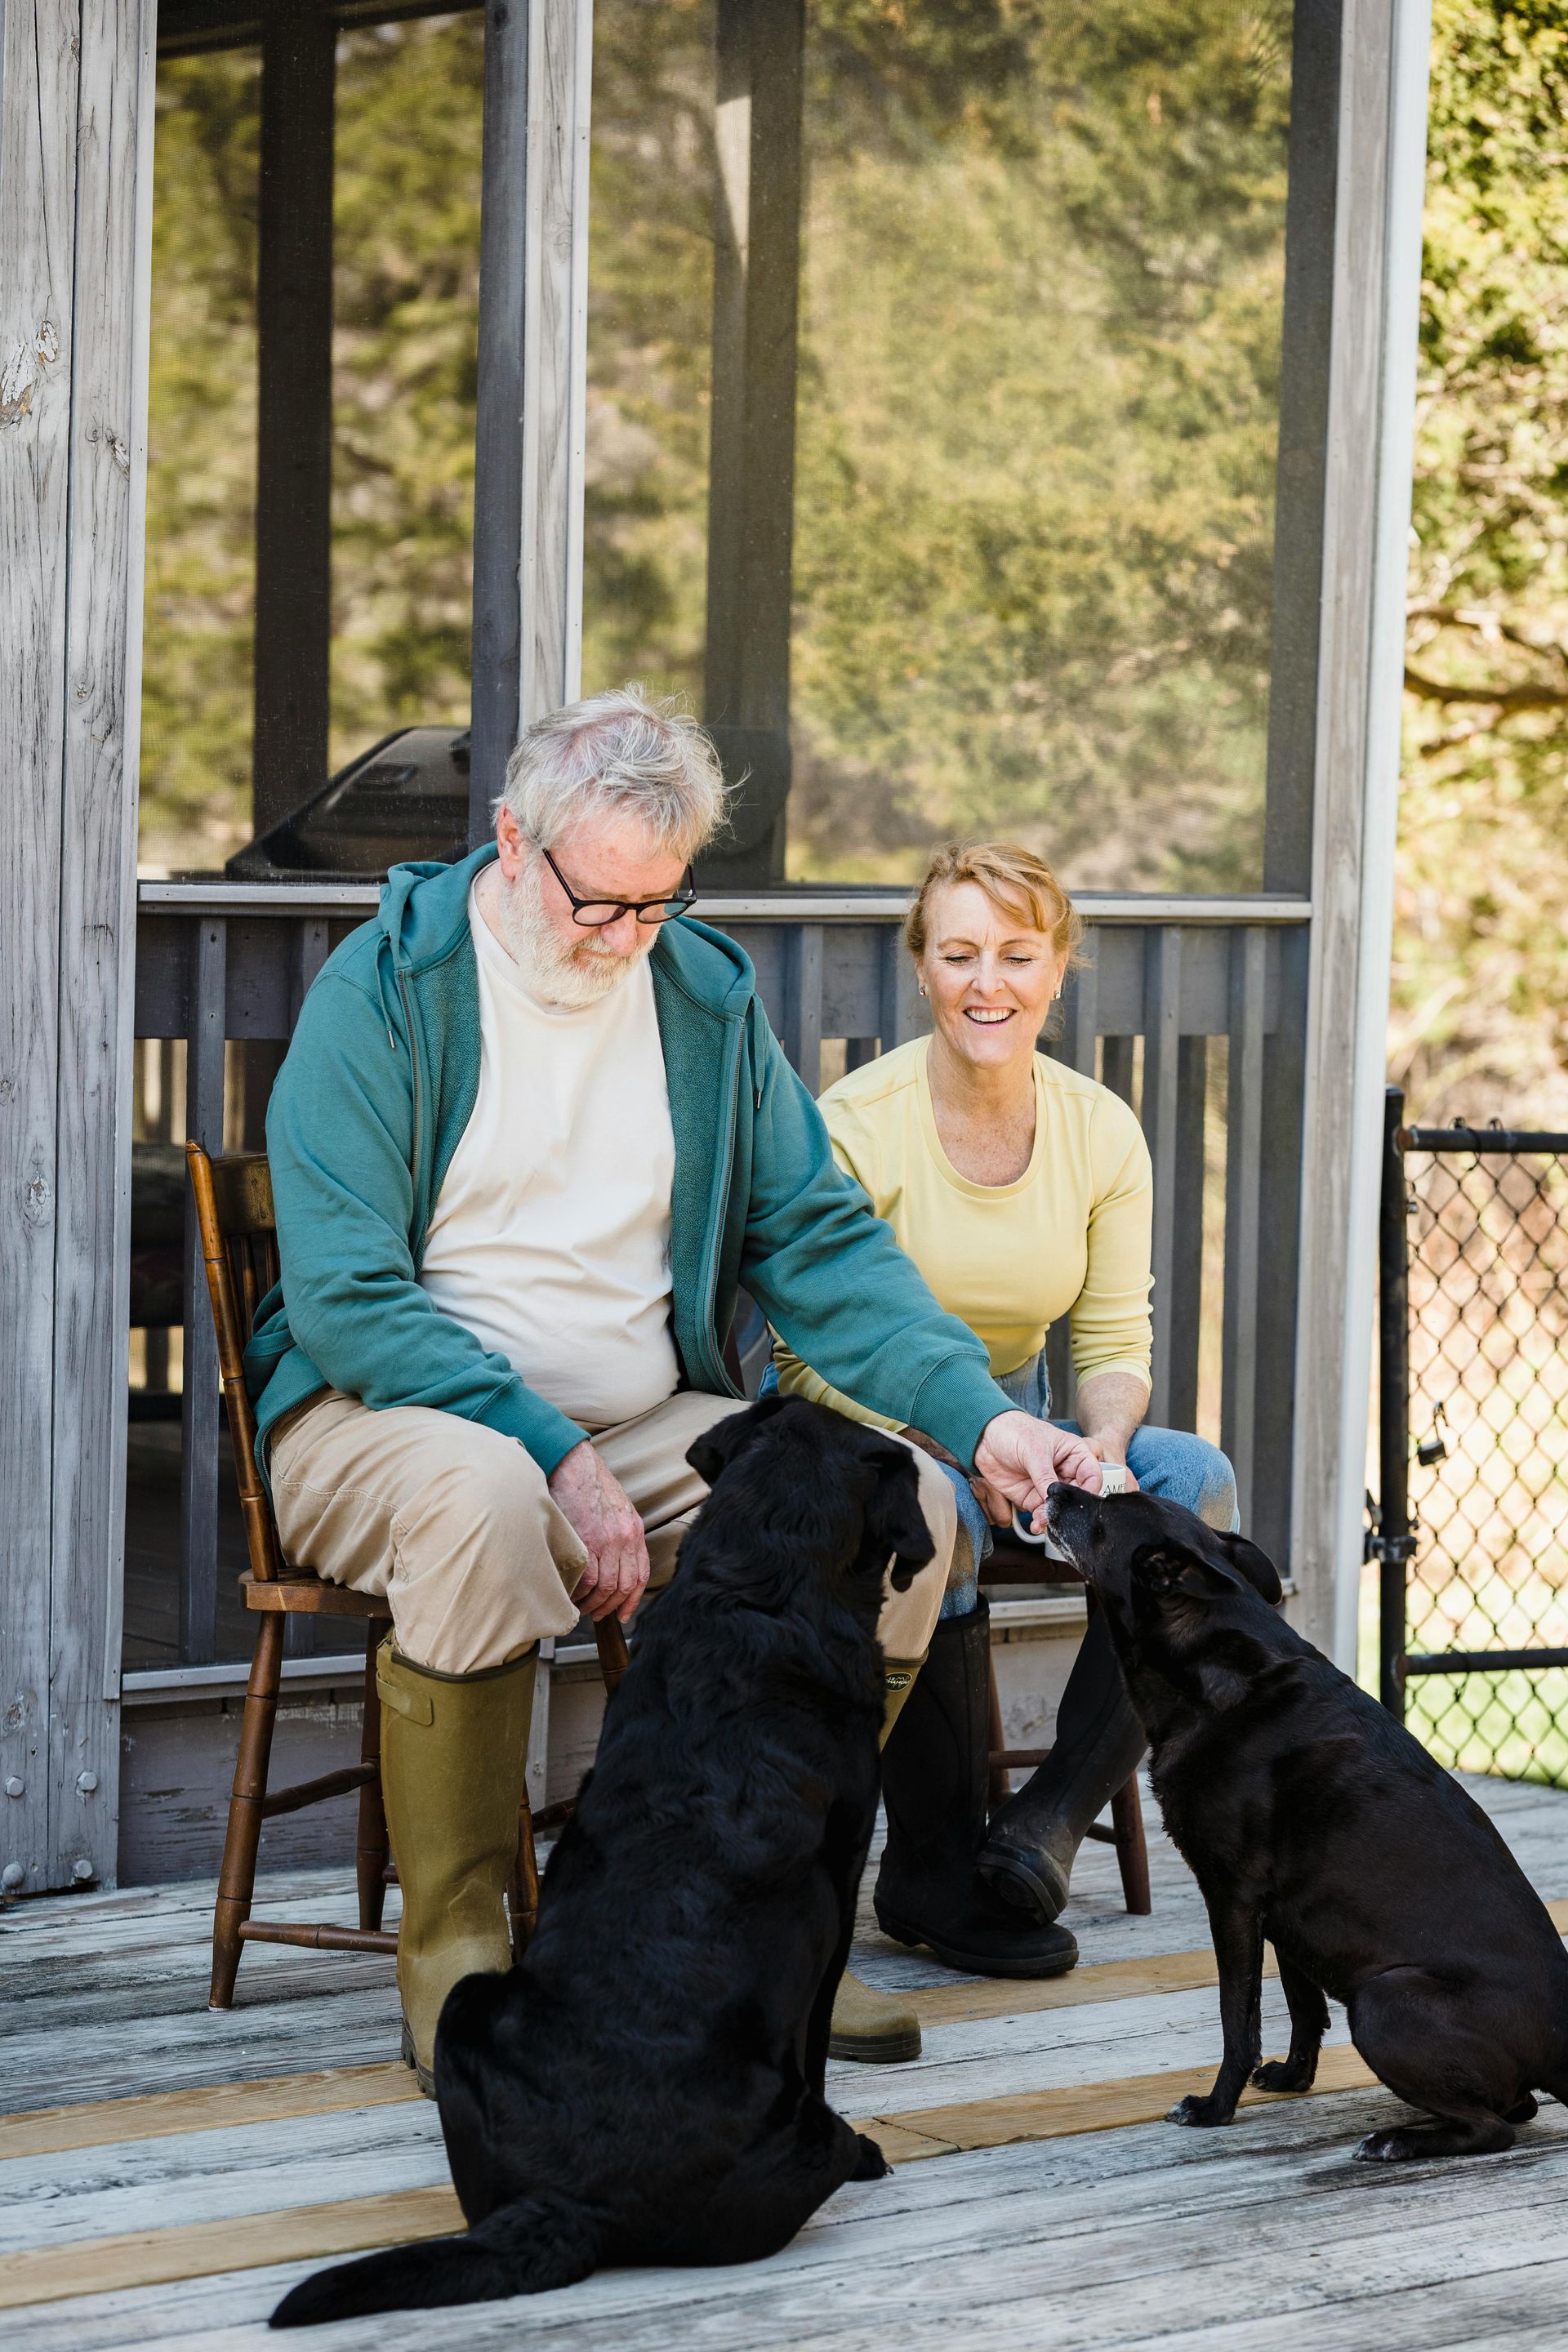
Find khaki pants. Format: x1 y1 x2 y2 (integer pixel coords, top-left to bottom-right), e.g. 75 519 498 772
270 1388 956 1677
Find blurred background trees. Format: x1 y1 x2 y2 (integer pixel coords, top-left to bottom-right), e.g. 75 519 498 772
1396 0 1568 1122
140 0 1291 890
139 0 1568 1120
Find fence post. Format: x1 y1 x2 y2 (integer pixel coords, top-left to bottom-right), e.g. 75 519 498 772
1376 1083 1411 1717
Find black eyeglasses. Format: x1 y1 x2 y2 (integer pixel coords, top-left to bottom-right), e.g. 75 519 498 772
537 842 698 928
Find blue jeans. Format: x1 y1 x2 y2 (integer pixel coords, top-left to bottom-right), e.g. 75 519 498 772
937 1353 1239 1619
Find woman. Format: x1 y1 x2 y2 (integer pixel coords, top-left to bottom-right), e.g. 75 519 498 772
774 842 1236 2059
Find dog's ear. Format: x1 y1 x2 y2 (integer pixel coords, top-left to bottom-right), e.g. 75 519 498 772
1130 1541 1196 1598
858 1436 934 1590
685 1394 788 1487
1130 1539 1254 1604
1210 1529 1283 1606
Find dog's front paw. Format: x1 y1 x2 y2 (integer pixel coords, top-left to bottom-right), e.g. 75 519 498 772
1354 2127 1417 2163
1166 2093 1234 2129
1252 2057 1315 2095
851 2133 890 2182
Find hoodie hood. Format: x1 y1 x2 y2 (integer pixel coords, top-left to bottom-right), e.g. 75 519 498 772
377 844 496 973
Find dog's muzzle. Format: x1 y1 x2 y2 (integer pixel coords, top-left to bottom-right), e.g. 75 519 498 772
1013 1462 1126 1557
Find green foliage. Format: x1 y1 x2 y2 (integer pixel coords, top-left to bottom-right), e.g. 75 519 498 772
140 50 261 871
329 17 484 765
583 1 716 707
140 19 483 871
786 0 1289 882
1397 0 1568 1119
142 0 1291 889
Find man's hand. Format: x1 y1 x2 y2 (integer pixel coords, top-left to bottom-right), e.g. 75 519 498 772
972 1410 1104 1537
969 1474 1016 1528
547 1441 649 1624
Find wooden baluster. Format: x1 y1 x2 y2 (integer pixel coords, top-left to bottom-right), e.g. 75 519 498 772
1167 1036 1208 1434
1140 928 1183 1434
1063 950 1099 1079
1223 925 1267 1531
877 922 927 1053
180 921 228 1666
782 921 824 1094
1100 1035 1134 1107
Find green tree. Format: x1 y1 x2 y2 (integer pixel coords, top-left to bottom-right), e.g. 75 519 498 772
140 19 484 871
1396 0 1568 1120
140 49 261 872
142 0 1297 893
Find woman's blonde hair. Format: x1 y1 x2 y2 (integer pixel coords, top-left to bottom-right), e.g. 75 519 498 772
905 841 1083 969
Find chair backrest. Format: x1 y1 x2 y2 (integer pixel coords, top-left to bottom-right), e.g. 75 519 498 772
185 1143 284 1581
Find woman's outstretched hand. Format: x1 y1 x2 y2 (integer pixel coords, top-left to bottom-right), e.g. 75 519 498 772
972 1410 1104 1537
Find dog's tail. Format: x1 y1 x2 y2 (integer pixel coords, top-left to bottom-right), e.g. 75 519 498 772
268 2189 601 2328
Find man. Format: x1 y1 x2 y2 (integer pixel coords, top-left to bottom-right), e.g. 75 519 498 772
247 687 1104 2084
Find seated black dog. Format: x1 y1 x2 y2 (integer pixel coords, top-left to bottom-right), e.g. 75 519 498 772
1045 1482 1568 2161
272 1396 931 2327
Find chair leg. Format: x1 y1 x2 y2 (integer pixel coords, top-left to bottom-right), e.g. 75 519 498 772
1110 1771 1152 1915
210 1613 284 2008
355 1620 391 1933
985 1650 1009 1819
594 1615 630 1696
508 1799 541 1962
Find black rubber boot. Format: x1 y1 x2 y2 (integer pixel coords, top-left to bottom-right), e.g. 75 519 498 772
975 1605 1147 1927
873 1599 1078 1980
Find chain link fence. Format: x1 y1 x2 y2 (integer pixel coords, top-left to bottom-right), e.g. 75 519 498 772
1372 1088 1568 1784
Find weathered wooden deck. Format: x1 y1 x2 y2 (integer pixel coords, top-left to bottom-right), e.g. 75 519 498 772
6 1775 1568 2350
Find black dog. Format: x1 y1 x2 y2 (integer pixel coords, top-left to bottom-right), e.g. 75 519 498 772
271 1396 931 2326
1045 1482 1568 2160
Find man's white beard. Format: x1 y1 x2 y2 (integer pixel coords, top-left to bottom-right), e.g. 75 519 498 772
498 855 649 1009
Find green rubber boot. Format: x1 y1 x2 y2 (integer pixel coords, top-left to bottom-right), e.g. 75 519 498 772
377 1639 534 2096
829 1656 926 2066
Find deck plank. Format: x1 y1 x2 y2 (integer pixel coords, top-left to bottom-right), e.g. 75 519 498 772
4 1771 1566 2349
831 1979 1347 2118
7 2100 1568 2347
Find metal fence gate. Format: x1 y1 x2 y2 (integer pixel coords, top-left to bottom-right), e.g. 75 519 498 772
1372 1086 1568 1783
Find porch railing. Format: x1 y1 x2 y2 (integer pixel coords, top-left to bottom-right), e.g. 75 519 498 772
128 882 1311 1676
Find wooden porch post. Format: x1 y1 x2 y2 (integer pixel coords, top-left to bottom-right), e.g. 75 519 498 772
0 0 155 1891
252 0 336 840
1290 0 1433 1663
700 0 806 883
469 0 595 842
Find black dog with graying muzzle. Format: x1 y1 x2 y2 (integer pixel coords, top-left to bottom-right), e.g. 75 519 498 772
1045 1481 1568 2159
271 1398 931 2327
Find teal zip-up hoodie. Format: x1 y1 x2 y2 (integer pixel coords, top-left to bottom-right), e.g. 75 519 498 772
245 844 1012 1477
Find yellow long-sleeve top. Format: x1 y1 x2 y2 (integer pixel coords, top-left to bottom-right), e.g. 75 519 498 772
773 1037 1153 1430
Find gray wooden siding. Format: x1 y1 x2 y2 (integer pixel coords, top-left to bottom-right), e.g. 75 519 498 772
1 0 153 1894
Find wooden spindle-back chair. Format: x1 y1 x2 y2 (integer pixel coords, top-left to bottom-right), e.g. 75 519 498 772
187 1143 629 2014
981 1536 1152 1915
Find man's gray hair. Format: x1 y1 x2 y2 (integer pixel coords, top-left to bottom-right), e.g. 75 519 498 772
500 686 730 862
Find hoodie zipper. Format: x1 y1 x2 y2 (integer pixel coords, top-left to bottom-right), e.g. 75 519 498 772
697 1011 744 1396
396 964 427 1255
